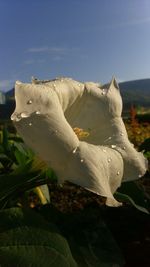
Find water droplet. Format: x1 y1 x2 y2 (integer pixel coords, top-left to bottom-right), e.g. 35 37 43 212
138 174 142 178
80 159 84 162
117 171 120 175
108 158 111 163
120 132 124 136
104 136 112 143
111 145 116 149
103 149 107 153
101 89 106 95
29 122 32 126
73 147 77 154
14 114 22 121
27 100 32 104
35 111 40 115
123 146 126 150
20 112 29 118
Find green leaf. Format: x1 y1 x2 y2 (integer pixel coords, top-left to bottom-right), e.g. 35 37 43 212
0 153 12 169
0 208 77 267
0 162 48 207
115 192 149 214
14 148 28 167
116 181 150 213
144 151 150 159
139 138 150 153
40 205 125 267
2 126 10 152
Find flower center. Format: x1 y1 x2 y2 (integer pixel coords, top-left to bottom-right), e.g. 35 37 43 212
73 127 90 139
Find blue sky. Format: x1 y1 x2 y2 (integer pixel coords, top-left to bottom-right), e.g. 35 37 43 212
0 0 150 92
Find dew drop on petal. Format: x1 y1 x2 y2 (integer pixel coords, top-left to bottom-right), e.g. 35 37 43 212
35 111 41 115
80 159 84 162
101 89 107 95
29 122 32 126
138 174 143 178
20 112 29 118
73 147 77 154
111 145 116 149
108 158 111 163
104 136 112 143
120 132 124 136
123 146 126 150
117 171 120 175
103 148 107 153
27 100 32 105
15 114 22 121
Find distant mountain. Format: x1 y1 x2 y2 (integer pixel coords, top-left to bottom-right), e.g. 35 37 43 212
0 91 6 104
5 88 14 99
0 89 14 119
119 79 150 108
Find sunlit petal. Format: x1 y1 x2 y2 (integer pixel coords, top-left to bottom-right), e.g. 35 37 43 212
11 77 147 207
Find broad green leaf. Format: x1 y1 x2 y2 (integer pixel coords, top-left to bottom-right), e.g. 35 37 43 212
40 205 125 267
0 208 77 267
139 138 150 153
116 181 150 213
144 151 150 159
115 192 149 214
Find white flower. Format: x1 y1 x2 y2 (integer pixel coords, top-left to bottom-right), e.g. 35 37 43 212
11 77 147 207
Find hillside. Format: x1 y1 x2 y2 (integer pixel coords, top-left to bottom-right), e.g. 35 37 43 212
0 91 6 104
119 79 150 108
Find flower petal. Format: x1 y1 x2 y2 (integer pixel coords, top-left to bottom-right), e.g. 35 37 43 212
11 77 148 207
61 142 124 205
11 81 79 173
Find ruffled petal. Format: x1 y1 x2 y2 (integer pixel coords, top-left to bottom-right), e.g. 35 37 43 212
11 77 148 206
11 81 79 173
60 142 124 206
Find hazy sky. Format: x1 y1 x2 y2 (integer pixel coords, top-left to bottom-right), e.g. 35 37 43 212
0 0 150 91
